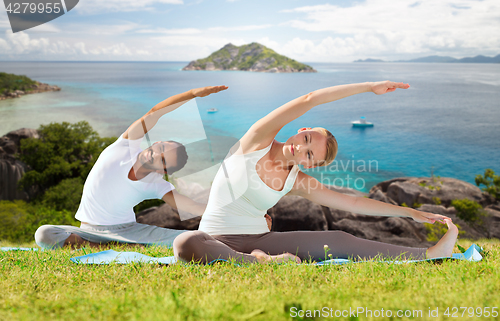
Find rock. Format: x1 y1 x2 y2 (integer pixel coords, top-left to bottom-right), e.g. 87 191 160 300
1 128 40 155
387 181 424 207
0 139 16 155
417 204 456 216
484 206 500 239
0 128 39 201
267 195 328 231
205 62 215 71
0 156 30 201
134 185 209 230
368 189 398 205
376 177 491 207
370 177 410 193
136 203 201 230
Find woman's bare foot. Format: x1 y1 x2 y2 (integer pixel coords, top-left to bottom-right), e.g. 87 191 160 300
426 219 459 259
250 249 301 264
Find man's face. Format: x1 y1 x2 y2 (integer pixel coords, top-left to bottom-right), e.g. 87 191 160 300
138 141 178 174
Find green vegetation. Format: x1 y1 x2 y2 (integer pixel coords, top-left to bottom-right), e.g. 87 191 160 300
187 43 315 72
0 72 37 95
451 199 487 224
18 121 115 205
0 239 498 321
433 197 442 205
425 222 464 242
0 122 114 243
400 202 422 209
475 168 500 200
133 199 165 214
0 200 77 243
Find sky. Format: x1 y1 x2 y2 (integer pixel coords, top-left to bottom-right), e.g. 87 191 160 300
0 0 499 62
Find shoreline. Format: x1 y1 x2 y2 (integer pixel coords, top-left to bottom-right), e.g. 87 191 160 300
0 81 61 100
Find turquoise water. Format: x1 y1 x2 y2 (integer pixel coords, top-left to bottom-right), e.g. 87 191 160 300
1 61 499 192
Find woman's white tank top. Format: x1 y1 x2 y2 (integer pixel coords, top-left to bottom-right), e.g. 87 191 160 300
198 142 300 235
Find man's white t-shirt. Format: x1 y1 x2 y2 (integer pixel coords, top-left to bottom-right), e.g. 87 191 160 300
75 134 174 225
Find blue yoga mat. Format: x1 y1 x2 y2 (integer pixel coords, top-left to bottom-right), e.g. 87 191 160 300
71 249 177 265
315 244 483 265
70 244 482 265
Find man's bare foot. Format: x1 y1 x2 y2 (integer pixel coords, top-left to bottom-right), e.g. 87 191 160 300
63 234 145 249
64 234 103 249
426 219 459 259
250 249 301 264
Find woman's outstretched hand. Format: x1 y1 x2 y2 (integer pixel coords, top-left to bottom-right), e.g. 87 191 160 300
191 85 228 97
410 210 450 224
371 81 410 95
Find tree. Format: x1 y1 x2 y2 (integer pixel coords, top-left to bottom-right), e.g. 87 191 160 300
475 168 500 200
18 121 115 202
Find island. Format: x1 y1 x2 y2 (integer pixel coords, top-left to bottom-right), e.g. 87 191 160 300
0 72 61 100
183 42 317 73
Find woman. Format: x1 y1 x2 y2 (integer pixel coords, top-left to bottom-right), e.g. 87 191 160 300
174 81 458 264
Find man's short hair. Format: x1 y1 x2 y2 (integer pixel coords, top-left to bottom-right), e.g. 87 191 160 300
167 141 188 174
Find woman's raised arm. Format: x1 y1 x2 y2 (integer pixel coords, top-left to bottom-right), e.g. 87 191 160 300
290 172 448 224
241 81 409 150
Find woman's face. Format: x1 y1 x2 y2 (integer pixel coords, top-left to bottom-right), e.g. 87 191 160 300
283 129 327 168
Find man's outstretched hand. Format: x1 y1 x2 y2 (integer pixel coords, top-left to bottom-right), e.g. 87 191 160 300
371 81 410 95
192 85 228 98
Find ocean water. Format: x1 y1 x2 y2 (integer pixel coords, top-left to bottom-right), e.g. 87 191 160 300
1 61 499 192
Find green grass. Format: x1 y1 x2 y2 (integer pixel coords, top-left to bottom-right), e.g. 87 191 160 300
1 239 499 320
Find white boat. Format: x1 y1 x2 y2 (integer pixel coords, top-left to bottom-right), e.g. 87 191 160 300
352 116 373 127
207 108 218 113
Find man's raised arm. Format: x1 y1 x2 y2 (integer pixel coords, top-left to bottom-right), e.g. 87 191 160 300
124 85 228 140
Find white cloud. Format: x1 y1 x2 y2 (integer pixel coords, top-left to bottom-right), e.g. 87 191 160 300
208 24 273 32
89 43 132 56
137 28 202 35
282 0 500 60
4 31 50 54
75 0 183 14
0 30 143 59
79 22 143 36
257 37 279 51
74 42 88 54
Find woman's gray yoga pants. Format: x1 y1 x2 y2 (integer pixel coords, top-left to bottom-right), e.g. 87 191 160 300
173 230 427 263
35 222 188 249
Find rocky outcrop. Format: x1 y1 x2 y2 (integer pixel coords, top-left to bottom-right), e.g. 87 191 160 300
369 177 500 239
183 43 317 73
267 195 328 231
370 177 492 207
0 128 39 201
0 81 61 100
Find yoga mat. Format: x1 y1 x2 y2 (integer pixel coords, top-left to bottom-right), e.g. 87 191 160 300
70 249 177 265
70 244 482 265
1 247 39 251
316 244 483 265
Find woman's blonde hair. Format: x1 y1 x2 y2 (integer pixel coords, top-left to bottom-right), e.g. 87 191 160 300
312 127 338 166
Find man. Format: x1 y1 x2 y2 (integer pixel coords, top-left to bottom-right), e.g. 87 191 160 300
35 85 228 249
